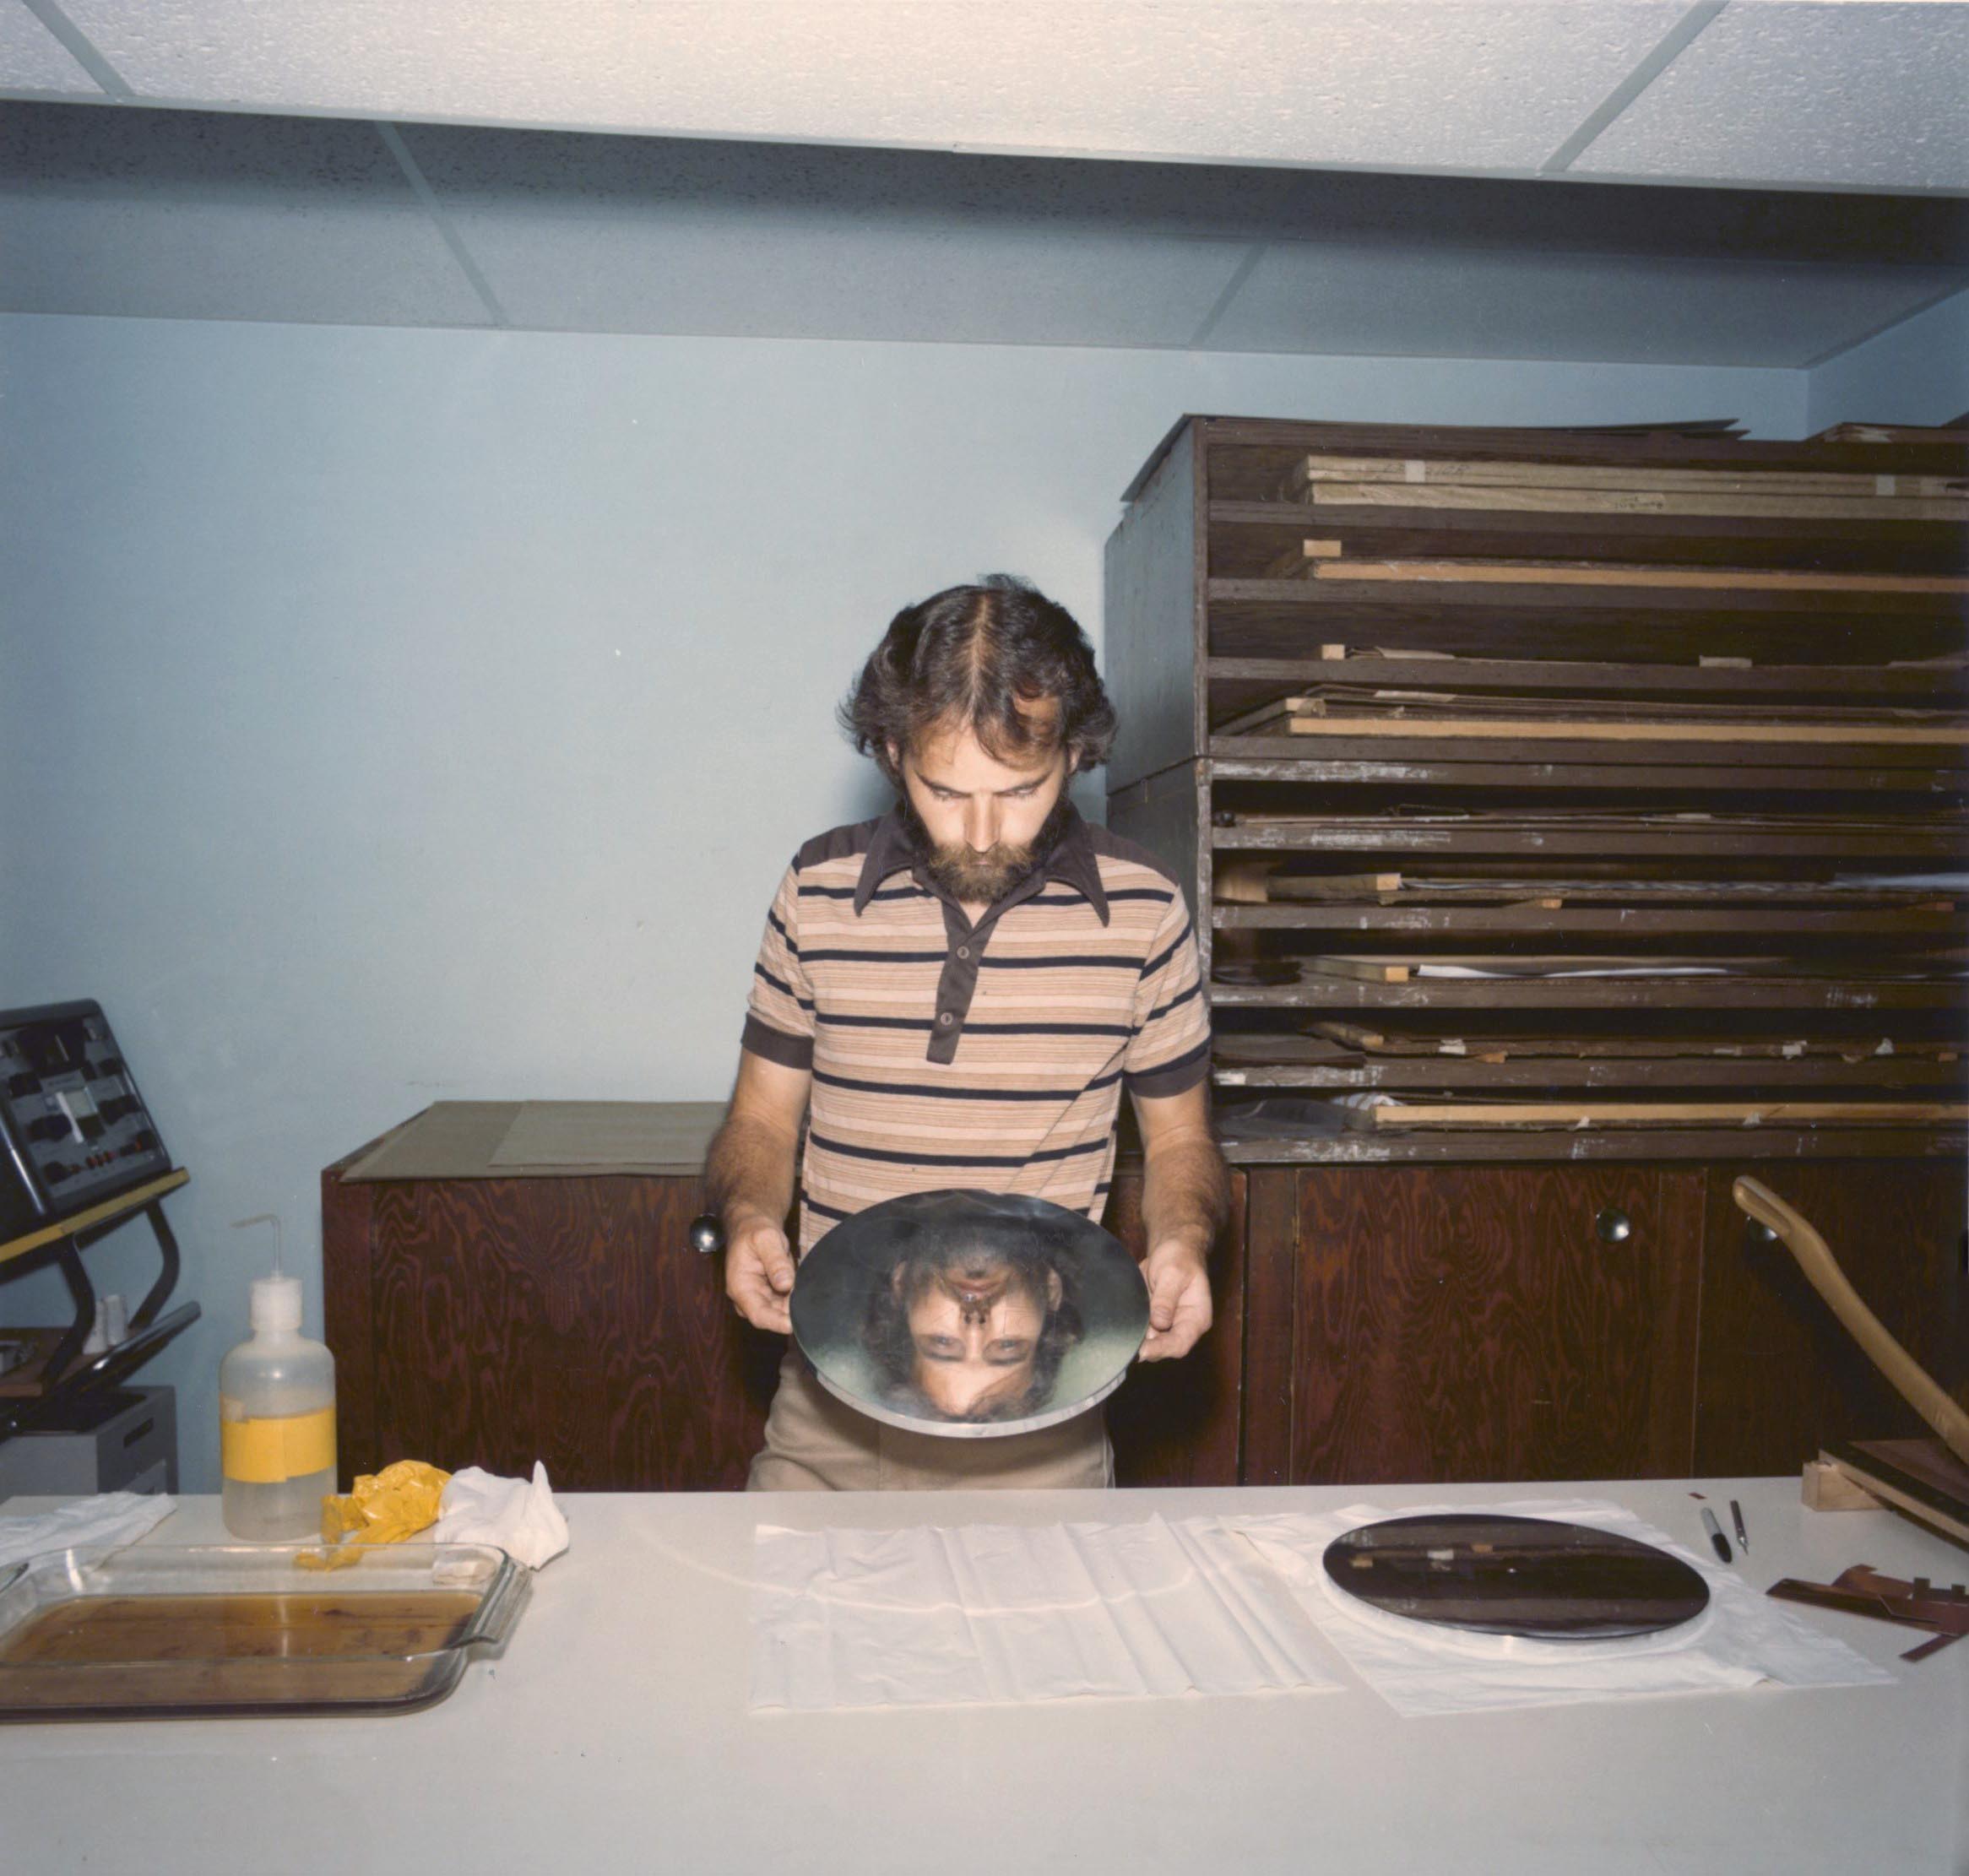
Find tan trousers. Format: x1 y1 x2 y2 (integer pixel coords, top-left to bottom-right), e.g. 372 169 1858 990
746 1348 1113 1492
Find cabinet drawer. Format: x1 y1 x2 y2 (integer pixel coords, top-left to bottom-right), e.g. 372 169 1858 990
1245 1164 1704 1485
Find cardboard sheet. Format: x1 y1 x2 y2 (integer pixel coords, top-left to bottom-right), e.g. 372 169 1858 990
487 1101 724 1173
338 1101 723 1181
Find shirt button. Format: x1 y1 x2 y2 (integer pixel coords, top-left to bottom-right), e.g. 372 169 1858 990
937 1011 954 1027
957 946 969 960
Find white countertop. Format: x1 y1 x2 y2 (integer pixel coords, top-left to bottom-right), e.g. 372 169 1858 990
2 1478 1965 1876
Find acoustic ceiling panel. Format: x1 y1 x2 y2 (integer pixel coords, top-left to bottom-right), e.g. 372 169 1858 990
1574 2 1969 192
3 95 1962 360
401 119 1250 346
1205 239 1968 367
427 209 1255 350
57 0 1690 170
0 104 491 325
0 5 100 92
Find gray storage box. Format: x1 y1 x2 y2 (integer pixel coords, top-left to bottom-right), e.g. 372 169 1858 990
0 1385 177 1499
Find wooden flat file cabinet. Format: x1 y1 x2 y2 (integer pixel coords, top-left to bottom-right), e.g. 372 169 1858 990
1102 413 1969 1163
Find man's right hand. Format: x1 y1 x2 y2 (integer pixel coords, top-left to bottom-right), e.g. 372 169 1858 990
724 1214 796 1335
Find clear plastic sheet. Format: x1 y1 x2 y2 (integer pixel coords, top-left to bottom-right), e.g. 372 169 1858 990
751 1515 1343 1710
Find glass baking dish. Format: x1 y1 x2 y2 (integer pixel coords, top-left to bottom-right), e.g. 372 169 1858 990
0 1540 526 1721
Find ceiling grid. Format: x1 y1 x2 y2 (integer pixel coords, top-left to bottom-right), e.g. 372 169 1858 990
374 118 509 328
1540 1 1728 175
0 3 1962 365
11 0 122 97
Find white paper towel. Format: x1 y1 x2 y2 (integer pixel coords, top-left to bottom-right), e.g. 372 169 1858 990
0 1490 175 1570
1230 1499 1895 1718
751 1515 1343 1710
431 1462 568 1570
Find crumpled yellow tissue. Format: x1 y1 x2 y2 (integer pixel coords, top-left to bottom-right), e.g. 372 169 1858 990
297 1460 452 1570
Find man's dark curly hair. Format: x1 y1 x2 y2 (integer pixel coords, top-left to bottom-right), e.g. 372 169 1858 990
863 1240 1084 1424
839 575 1117 785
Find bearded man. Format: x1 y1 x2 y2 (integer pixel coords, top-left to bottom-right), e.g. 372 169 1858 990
707 574 1227 1490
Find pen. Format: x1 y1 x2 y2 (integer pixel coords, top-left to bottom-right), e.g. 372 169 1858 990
1729 1499 1749 1553
1700 1506 1733 1564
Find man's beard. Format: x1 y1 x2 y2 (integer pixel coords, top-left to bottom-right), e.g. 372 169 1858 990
898 789 1074 906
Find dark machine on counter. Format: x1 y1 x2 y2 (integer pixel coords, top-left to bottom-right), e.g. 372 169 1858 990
0 1000 197 1494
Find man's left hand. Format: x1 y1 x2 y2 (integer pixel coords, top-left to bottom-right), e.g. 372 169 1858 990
1137 1239 1212 1362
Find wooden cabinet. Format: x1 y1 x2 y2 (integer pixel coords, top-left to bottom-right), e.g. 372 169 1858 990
322 1105 1248 1492
1236 1157 1966 1487
1092 413 1967 1488
324 1132 778 1493
1241 1163 1706 1485
324 1112 1965 1491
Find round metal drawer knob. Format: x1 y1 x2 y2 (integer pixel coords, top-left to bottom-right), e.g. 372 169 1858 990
689 1213 726 1255
1595 1208 1633 1244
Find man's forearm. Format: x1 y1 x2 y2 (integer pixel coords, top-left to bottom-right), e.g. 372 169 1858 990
1141 1126 1229 1256
705 1111 798 1231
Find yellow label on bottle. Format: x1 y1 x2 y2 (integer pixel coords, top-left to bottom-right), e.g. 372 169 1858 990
220 1405 337 1484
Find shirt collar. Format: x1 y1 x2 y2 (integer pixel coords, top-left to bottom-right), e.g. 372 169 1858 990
854 801 1109 925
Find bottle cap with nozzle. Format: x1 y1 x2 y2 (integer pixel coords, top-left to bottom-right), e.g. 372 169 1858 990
249 1273 304 1336
233 1212 301 1335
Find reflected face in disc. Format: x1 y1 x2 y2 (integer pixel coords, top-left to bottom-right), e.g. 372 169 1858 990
789 1189 1152 1440
892 1244 1065 1420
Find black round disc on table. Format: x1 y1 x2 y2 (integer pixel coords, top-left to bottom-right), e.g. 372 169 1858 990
1321 1513 1711 1640
789 1188 1150 1440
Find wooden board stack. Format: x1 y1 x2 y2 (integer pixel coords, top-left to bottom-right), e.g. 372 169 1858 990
1188 415 1969 1148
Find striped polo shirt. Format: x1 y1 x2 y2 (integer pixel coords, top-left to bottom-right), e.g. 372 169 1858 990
740 806 1211 1254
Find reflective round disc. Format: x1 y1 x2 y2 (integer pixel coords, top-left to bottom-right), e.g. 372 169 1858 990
789 1188 1151 1440
1321 1513 1711 1640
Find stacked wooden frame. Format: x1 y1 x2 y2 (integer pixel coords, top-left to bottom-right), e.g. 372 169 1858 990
1104 415 1969 1163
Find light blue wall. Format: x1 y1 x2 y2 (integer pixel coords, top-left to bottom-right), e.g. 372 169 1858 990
1807 286 1969 433
0 314 1808 1489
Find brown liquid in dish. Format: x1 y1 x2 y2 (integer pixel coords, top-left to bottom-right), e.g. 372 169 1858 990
0 1591 483 1713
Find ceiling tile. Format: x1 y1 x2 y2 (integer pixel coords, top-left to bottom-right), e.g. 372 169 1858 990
1576 2 1969 192
1206 240 1969 367
0 105 491 325
402 121 1251 346
4 98 1962 362
437 209 1251 349
61 1 1687 171
0 3 102 93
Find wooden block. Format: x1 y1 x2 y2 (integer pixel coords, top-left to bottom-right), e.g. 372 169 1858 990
1306 957 1412 984
1212 859 1273 906
1828 1440 1969 1549
1321 643 1347 661
1266 871 1403 901
1261 540 1348 578
1803 1456 1888 1512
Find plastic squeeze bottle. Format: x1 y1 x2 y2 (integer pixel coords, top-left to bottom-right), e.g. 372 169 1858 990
220 1272 336 1540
